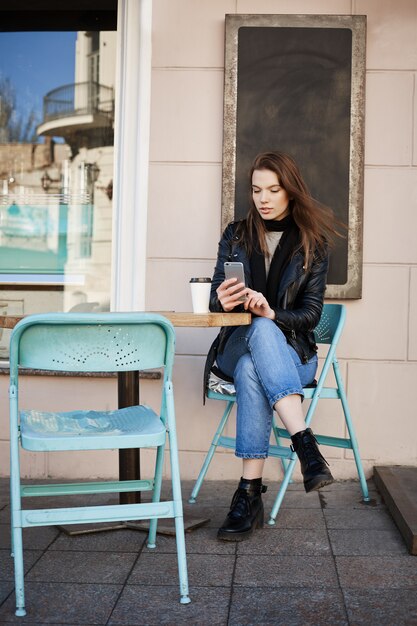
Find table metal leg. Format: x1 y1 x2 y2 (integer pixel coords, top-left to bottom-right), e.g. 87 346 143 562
118 371 141 504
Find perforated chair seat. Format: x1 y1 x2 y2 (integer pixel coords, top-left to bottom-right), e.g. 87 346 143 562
20 405 166 451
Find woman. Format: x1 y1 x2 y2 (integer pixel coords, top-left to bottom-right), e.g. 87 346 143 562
207 151 338 542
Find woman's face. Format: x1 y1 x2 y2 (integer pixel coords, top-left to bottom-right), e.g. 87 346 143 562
252 168 290 221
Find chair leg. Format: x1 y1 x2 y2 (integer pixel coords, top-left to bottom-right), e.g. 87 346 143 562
11 524 26 617
268 457 298 525
189 400 234 504
334 360 370 502
165 381 190 604
9 423 26 616
148 443 165 549
10 505 14 559
174 515 191 604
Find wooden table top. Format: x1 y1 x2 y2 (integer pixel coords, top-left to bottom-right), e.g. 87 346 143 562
0 311 251 330
157 311 251 327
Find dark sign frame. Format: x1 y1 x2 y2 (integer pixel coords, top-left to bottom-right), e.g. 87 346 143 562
222 14 366 299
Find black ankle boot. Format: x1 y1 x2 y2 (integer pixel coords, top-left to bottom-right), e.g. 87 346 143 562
217 477 267 542
291 428 334 493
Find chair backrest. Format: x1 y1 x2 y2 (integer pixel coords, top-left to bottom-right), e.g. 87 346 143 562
314 303 345 345
9 312 175 378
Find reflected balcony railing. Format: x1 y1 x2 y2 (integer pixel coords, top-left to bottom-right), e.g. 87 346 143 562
42 82 114 123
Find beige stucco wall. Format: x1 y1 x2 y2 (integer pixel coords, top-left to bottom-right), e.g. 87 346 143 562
0 0 416 483
145 0 417 481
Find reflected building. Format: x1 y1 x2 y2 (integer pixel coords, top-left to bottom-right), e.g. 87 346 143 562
36 30 116 312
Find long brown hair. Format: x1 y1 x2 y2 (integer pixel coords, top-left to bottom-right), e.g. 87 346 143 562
237 151 341 267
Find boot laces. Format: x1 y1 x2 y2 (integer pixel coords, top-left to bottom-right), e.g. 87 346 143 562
228 484 267 520
228 488 250 519
299 434 330 468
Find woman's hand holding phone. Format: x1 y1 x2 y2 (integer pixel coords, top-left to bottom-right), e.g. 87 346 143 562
216 277 247 311
218 261 274 318
218 261 247 311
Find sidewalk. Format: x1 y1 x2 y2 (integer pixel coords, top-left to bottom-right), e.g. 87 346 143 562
0 478 416 625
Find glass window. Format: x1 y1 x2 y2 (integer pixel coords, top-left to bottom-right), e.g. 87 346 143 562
0 29 116 357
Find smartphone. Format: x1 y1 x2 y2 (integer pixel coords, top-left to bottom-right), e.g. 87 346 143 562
224 261 247 302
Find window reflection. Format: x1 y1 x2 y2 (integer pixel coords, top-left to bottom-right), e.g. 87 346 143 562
0 30 116 357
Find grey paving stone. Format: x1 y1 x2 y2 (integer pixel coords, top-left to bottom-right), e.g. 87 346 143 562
320 480 374 492
323 507 397 530
229 586 348 626
0 580 14 604
266 508 326 529
0 507 10 522
128 552 235 587
343 588 417 626
0 582 122 624
329 528 408 556
0 523 10 549
237 527 331 556
180 480 237 506
318 487 384 510
108 584 230 625
256 482 306 506
264 481 305 492
26 550 137 584
275 490 321 509
167 480 238 507
49 528 147 552
278 481 306 491
0 494 9 507
0 524 59 550
0 483 9 507
234 555 339 588
0 549 42 582
183 503 230 528
141 526 236 554
0 484 9 497
336 555 417 588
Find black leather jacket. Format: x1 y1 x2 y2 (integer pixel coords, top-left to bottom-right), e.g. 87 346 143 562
205 221 329 388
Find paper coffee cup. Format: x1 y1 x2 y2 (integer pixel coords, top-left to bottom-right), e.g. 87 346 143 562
189 277 211 314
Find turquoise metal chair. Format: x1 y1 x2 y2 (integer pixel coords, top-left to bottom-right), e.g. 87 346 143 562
189 303 370 523
9 312 190 617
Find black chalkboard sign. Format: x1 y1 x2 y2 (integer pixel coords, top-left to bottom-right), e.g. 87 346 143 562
222 15 366 298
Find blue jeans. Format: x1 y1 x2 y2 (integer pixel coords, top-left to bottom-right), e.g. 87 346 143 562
216 317 318 459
